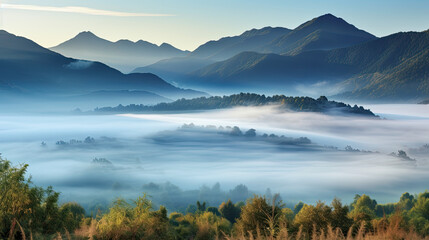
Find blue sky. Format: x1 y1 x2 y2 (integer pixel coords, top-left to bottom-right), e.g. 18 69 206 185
1 0 428 50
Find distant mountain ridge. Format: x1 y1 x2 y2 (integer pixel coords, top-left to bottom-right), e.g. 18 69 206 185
0 30 207 107
189 30 429 101
266 14 376 55
191 26 292 60
132 26 292 79
50 31 189 72
132 14 377 85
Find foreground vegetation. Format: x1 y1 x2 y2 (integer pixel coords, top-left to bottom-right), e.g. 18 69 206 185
2 158 429 239
94 93 376 117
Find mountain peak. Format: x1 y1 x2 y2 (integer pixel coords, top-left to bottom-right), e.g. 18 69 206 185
303 13 350 29
317 13 338 20
291 13 375 39
241 26 291 38
74 31 100 40
160 42 177 49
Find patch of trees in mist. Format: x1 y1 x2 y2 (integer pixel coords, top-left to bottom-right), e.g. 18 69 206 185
94 93 377 117
156 123 313 146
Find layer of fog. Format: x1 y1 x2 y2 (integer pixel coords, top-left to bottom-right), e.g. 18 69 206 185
1 104 428 212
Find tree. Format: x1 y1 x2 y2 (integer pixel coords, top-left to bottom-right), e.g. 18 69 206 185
0 158 75 239
219 200 241 224
293 201 332 234
235 195 283 237
349 194 377 231
206 207 220 216
399 192 415 211
0 158 32 239
60 202 86 232
229 184 249 203
408 191 429 235
330 198 352 234
196 201 206 213
294 201 304 214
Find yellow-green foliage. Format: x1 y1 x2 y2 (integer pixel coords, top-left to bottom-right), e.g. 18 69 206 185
3 158 429 239
0 158 84 239
95 195 172 240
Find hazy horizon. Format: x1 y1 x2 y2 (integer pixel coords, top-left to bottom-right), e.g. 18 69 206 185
1 0 429 51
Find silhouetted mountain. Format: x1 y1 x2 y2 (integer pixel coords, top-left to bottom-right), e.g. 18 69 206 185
329 30 429 101
266 14 376 55
132 27 291 79
189 30 429 101
191 27 292 60
132 56 216 81
132 14 375 88
0 30 207 104
188 51 355 94
50 31 189 72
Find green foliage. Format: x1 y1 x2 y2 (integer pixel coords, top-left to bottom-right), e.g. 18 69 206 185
294 201 333 234
349 194 377 231
3 157 429 239
0 158 84 239
330 198 353 234
96 195 173 240
408 191 429 235
206 207 221 216
235 195 283 237
60 202 86 232
219 200 241 224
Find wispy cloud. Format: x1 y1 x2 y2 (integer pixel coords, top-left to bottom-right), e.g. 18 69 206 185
0 4 174 17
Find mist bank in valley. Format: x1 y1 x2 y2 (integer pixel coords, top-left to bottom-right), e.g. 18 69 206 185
0 105 428 217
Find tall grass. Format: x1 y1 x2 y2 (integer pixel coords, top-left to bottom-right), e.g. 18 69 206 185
227 223 428 240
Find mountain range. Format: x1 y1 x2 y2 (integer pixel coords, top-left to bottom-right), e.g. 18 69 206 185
190 30 429 101
131 14 428 101
0 30 206 110
132 14 377 82
3 13 429 104
50 31 189 72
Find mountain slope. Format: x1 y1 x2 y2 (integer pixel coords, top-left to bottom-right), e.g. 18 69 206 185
190 30 429 101
50 31 189 72
267 14 376 55
330 30 429 100
189 51 356 93
132 27 291 79
191 27 292 61
132 14 376 87
0 30 206 101
132 56 216 82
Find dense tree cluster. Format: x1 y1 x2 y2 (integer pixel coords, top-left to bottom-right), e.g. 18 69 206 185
94 93 376 117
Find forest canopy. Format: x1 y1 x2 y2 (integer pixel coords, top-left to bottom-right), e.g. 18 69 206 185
2 157 429 239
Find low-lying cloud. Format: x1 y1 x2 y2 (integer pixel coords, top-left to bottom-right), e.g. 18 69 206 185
0 104 428 212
